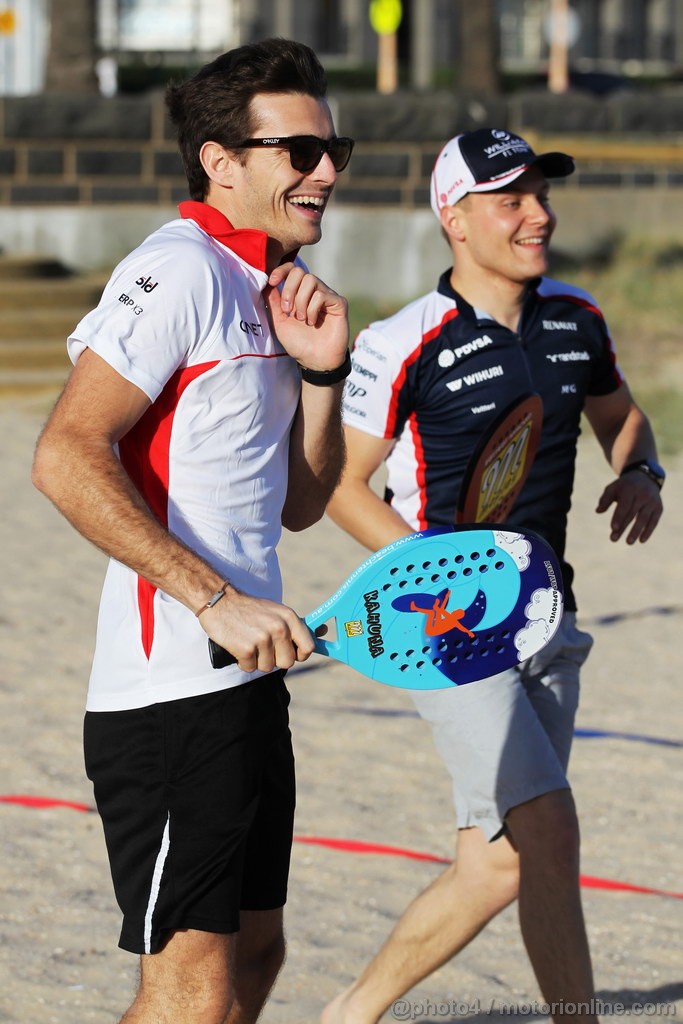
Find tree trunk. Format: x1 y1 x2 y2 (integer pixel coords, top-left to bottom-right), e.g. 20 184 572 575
44 0 99 93
457 0 501 95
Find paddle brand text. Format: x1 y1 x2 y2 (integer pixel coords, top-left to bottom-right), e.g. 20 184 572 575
363 590 384 658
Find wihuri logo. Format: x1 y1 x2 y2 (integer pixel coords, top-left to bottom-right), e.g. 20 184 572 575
363 589 384 658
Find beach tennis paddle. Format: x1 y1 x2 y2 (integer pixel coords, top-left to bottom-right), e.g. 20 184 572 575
456 393 543 524
208 524 563 691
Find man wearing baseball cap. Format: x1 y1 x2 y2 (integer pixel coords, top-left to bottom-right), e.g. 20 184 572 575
430 127 575 212
324 128 663 1023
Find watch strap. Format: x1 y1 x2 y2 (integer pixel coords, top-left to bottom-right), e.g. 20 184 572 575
299 350 351 386
620 459 665 490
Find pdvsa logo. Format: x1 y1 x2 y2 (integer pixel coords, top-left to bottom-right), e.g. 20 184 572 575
135 275 158 293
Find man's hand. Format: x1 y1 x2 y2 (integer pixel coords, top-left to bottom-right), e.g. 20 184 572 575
198 585 315 673
265 262 349 371
595 472 663 544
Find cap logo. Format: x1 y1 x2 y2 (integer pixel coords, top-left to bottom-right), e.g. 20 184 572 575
483 138 532 161
445 178 464 198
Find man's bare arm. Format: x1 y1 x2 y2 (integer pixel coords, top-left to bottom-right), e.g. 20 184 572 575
326 426 414 552
283 377 347 532
266 263 350 531
32 349 314 672
584 383 663 544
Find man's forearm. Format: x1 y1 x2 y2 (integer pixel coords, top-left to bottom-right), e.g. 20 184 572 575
327 477 413 552
32 429 224 612
282 381 346 531
605 406 659 474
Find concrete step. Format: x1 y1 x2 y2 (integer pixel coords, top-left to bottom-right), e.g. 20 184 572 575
0 257 107 386
0 339 71 371
0 367 69 397
0 309 86 341
0 275 107 311
0 255 75 280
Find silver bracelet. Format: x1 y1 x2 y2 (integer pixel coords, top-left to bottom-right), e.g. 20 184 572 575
195 581 230 617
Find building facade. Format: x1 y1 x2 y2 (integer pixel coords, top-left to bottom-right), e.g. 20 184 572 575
2 0 683 96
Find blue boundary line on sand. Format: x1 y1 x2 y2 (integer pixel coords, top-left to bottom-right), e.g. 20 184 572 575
292 696 682 749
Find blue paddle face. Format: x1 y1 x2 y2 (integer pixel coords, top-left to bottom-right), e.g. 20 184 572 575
306 526 563 690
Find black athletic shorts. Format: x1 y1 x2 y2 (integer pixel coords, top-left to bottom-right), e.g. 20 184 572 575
83 672 295 954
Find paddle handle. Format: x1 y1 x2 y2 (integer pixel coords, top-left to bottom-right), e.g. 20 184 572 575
208 629 332 669
208 640 235 668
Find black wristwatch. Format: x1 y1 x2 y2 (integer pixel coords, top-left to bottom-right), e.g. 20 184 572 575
298 350 352 386
620 458 666 491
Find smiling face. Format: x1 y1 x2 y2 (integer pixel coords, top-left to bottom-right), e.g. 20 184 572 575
202 91 339 264
447 166 558 289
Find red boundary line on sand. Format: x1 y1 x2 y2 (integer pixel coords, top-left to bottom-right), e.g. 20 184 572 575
294 835 683 900
2 796 682 901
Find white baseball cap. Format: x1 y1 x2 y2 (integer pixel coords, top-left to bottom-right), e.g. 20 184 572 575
430 128 575 217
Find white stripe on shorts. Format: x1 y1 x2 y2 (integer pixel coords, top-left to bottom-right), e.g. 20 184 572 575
144 812 170 954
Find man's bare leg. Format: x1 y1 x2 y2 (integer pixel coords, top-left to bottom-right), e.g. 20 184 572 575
226 908 287 1024
119 929 234 1024
506 790 597 1024
119 910 285 1024
323 788 597 1024
321 826 519 1024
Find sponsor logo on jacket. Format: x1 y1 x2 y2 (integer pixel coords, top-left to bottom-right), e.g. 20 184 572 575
542 320 578 331
351 360 378 381
447 364 504 392
439 334 493 368
135 275 159 293
546 350 590 363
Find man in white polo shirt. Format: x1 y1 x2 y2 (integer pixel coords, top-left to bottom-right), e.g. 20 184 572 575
32 37 354 1024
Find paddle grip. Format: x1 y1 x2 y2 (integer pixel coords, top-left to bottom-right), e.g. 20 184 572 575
209 634 318 669
208 640 237 668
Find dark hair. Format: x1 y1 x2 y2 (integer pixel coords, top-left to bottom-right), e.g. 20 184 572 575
166 37 328 201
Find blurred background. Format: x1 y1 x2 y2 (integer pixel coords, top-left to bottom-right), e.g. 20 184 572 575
0 0 681 450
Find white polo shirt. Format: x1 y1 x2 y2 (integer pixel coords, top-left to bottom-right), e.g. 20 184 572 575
68 202 302 711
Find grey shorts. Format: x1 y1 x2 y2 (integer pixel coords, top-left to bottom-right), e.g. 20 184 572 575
410 613 594 841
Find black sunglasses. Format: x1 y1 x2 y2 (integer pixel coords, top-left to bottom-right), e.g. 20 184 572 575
234 135 354 173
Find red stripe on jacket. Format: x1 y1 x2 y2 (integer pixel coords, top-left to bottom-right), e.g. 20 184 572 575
384 307 459 527
118 361 219 658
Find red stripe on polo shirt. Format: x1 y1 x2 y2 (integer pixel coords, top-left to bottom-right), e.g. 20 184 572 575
384 307 458 525
178 201 299 273
538 289 603 320
178 201 269 271
408 413 429 530
384 307 459 438
118 361 219 658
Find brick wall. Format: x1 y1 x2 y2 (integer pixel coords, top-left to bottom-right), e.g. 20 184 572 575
1 90 682 208
0 94 184 205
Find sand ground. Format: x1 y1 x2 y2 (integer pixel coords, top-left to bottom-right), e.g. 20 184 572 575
0 392 681 1023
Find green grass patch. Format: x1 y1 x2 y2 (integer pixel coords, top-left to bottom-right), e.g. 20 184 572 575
347 295 401 341
629 386 683 457
549 235 683 382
